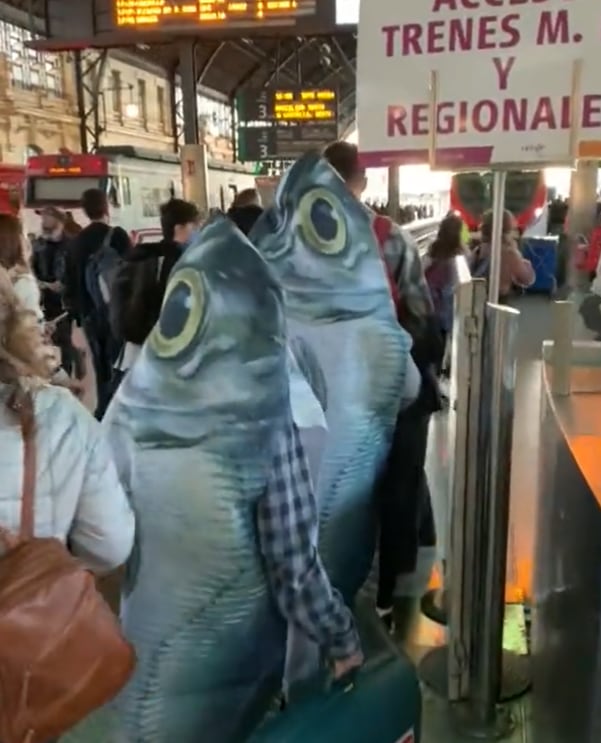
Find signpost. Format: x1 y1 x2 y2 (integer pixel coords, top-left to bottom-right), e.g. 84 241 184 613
236 87 338 162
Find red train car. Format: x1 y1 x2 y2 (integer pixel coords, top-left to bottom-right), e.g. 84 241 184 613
0 163 24 216
450 170 548 237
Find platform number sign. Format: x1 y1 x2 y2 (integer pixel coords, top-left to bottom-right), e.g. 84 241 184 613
395 729 414 743
236 86 338 162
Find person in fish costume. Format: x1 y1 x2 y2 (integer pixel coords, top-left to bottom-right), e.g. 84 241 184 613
62 216 298 742
251 152 414 603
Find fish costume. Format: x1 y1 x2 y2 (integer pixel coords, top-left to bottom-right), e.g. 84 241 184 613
64 216 290 742
250 153 413 603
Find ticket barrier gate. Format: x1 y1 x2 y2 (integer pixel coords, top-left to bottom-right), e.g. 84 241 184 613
419 256 530 737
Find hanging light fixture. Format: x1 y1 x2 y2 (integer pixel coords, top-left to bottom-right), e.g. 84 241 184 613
124 84 139 119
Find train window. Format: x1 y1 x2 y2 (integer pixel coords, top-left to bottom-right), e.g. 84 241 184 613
227 184 237 210
141 186 162 217
140 184 174 217
108 178 120 208
504 172 540 217
121 176 132 206
455 173 490 217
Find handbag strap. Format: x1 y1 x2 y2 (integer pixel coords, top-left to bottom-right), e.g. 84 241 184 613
18 392 36 540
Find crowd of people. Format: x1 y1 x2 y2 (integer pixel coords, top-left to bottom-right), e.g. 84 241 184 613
365 200 435 224
0 141 538 742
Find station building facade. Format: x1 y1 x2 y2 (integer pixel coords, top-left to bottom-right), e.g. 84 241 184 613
0 18 235 164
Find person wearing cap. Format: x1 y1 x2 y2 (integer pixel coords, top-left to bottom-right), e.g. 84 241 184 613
32 206 75 375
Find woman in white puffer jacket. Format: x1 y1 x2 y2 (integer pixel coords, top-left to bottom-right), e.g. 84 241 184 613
0 264 135 573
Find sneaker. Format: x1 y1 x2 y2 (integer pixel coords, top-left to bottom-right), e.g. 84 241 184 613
376 606 396 635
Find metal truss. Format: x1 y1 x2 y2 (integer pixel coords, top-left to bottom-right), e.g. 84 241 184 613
73 49 108 153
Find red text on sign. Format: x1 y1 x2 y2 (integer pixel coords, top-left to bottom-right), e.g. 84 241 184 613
387 94 601 137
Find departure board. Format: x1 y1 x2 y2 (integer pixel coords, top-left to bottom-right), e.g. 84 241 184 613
114 1 317 29
237 86 338 161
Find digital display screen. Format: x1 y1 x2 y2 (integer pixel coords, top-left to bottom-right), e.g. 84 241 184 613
237 86 338 162
238 87 337 124
114 1 317 29
48 166 83 175
273 88 336 122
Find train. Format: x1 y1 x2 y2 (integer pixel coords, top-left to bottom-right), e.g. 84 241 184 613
450 170 548 238
22 146 257 238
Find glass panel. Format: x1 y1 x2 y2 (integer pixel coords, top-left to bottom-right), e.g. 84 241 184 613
29 177 102 204
0 19 63 95
198 94 232 139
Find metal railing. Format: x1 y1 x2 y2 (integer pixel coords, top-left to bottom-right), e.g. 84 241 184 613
403 216 440 251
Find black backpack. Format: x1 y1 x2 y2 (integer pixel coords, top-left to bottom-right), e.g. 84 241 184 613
109 250 170 345
84 228 121 323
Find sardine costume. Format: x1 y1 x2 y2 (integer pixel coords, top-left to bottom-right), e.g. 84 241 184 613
251 153 413 602
63 216 290 742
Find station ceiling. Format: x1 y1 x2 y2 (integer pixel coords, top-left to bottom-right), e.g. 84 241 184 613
1 0 357 132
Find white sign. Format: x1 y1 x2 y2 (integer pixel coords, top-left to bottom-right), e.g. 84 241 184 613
336 0 359 24
357 0 601 169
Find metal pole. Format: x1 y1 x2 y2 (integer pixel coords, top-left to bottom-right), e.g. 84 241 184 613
73 51 88 154
387 166 399 221
469 303 519 729
488 171 507 305
179 40 199 145
551 301 575 396
447 276 488 701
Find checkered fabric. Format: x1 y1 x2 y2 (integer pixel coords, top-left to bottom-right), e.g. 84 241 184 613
257 418 360 660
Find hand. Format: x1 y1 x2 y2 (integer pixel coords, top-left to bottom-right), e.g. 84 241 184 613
46 281 62 293
332 651 363 680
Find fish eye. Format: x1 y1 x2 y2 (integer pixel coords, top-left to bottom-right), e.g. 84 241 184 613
298 187 347 256
149 267 206 359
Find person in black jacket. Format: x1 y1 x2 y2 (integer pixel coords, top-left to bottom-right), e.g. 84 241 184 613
227 188 263 236
63 189 131 419
31 206 75 374
110 198 200 389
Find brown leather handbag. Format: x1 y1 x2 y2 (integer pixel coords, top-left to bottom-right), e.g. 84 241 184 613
0 393 136 743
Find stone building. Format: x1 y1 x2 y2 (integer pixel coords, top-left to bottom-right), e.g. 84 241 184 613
0 18 235 164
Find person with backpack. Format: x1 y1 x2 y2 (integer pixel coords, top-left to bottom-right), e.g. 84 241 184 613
323 141 444 631
470 209 535 296
0 266 135 743
423 213 467 376
63 188 131 420
110 198 200 387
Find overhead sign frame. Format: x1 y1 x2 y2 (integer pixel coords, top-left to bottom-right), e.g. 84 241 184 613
29 0 339 50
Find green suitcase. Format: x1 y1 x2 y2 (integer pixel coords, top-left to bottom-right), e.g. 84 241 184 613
248 607 421 743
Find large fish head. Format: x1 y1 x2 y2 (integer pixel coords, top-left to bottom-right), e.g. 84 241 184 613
250 152 389 323
117 215 288 447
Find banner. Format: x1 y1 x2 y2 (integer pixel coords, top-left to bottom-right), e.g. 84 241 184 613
357 0 601 168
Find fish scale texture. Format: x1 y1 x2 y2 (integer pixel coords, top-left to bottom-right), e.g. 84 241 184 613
251 152 412 602
62 217 289 742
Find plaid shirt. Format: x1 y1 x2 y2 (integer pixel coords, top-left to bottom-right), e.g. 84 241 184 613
367 206 435 341
257 418 361 661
